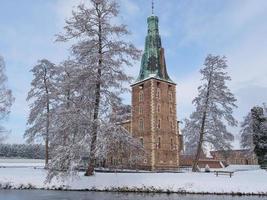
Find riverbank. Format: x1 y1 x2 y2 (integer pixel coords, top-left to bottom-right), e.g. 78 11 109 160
0 166 266 196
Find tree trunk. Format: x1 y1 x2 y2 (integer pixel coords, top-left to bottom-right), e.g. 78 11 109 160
192 111 206 172
85 3 102 176
44 67 50 168
192 74 213 172
45 134 49 167
85 78 101 176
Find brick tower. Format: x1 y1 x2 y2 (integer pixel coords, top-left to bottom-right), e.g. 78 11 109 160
131 14 180 170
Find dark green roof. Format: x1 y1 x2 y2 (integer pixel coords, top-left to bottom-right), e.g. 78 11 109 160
135 15 174 84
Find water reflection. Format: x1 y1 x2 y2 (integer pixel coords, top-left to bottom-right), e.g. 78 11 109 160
0 190 264 200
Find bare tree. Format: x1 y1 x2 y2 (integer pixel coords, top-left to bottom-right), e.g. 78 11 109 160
0 55 14 142
56 0 141 176
182 55 237 172
25 59 57 166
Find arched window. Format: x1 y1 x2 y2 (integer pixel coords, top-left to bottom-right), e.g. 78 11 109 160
171 138 173 150
139 118 144 130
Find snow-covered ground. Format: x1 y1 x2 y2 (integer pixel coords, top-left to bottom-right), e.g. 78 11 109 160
0 162 266 195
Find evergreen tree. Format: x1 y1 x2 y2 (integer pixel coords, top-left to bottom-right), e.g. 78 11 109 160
182 54 237 172
56 0 141 176
0 55 14 142
240 104 267 153
251 106 267 167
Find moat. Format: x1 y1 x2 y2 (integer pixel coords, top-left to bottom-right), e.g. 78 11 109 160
0 190 265 200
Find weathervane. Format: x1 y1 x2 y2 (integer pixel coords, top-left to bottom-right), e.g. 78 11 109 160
152 0 154 15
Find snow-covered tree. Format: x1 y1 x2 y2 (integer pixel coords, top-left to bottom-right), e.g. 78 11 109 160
182 54 238 172
46 59 144 181
240 104 267 152
46 59 95 180
240 112 254 150
0 55 14 143
25 59 57 166
98 97 144 167
56 0 141 176
251 106 267 167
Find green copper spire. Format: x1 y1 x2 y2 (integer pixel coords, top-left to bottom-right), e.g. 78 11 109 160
135 15 174 83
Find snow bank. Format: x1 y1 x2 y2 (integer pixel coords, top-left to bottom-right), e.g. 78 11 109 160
0 166 266 195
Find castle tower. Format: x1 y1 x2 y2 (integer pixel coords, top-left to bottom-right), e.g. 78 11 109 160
131 14 180 170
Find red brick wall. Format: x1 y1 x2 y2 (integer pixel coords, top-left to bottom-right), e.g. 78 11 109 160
131 78 180 170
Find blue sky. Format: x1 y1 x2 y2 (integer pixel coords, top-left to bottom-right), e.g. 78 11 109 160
0 0 267 146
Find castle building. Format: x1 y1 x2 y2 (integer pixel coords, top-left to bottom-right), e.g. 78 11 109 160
105 12 181 171
129 14 180 170
210 150 258 166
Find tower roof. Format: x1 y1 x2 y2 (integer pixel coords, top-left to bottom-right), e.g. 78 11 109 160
135 15 174 84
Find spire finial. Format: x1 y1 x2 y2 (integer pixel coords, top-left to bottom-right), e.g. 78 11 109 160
152 0 154 15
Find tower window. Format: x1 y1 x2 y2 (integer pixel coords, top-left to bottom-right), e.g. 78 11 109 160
158 137 161 149
157 104 161 113
139 90 144 102
140 138 144 147
157 119 161 129
169 105 173 114
171 138 173 150
156 88 160 99
139 118 144 131
169 91 173 102
139 105 143 115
